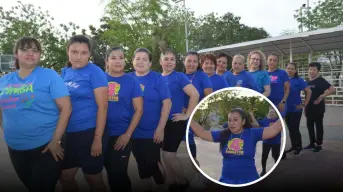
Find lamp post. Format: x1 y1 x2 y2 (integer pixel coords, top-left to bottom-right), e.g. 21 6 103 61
173 0 189 52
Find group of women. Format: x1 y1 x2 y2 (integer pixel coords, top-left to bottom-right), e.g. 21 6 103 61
0 34 335 191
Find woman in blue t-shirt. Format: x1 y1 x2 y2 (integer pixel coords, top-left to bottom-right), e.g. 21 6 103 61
216 53 233 79
129 48 172 191
104 47 144 191
60 35 109 192
250 107 281 177
160 48 199 190
0 37 71 192
285 62 311 155
183 51 213 159
190 108 282 184
201 53 229 92
247 50 271 97
225 54 258 91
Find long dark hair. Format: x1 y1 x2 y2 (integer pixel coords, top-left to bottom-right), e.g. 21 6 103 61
286 62 299 78
219 108 252 151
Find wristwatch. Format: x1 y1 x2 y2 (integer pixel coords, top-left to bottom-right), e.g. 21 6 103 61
281 100 286 104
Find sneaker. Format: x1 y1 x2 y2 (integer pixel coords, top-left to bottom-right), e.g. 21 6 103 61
294 149 303 156
285 147 295 153
303 144 315 150
313 145 322 152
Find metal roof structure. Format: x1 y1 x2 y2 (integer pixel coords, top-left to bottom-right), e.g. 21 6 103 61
197 26 343 59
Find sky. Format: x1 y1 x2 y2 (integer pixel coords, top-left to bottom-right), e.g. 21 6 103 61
1 0 312 39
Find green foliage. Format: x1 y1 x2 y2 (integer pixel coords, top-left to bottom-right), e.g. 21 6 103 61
193 90 270 128
0 1 81 72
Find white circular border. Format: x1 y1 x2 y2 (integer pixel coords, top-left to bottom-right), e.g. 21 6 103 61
186 87 287 188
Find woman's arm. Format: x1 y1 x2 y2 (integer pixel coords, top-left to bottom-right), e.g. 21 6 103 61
249 111 260 128
262 120 283 140
93 87 109 141
190 120 214 142
125 97 143 137
263 85 271 97
183 84 200 118
52 96 72 142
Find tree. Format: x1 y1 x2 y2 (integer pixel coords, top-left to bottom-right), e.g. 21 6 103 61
0 1 80 72
193 90 270 130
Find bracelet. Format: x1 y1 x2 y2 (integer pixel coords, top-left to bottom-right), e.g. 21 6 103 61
126 133 131 137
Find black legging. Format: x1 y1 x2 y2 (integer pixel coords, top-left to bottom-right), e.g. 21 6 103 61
285 111 303 150
261 143 280 173
306 112 325 146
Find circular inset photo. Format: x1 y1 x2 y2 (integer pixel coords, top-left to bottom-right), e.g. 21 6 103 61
186 87 286 187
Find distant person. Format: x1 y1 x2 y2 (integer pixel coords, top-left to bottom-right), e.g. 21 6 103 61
285 62 312 155
129 48 171 191
104 47 143 191
160 48 199 191
0 37 71 192
201 53 229 92
216 53 233 78
191 108 283 184
304 62 335 152
250 108 281 177
224 54 258 91
247 50 271 97
60 35 109 192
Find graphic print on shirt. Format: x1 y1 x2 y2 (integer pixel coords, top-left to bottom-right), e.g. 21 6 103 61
108 82 120 101
226 138 244 155
236 80 242 87
140 84 145 92
64 81 80 89
0 83 35 110
270 75 278 84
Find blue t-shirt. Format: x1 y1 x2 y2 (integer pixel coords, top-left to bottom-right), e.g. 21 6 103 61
211 128 264 184
268 69 289 101
220 71 234 78
106 73 143 136
184 70 212 107
161 71 191 120
62 63 108 132
184 70 212 144
249 70 270 94
225 70 258 91
287 77 308 113
129 71 171 139
258 118 281 144
0 67 70 150
210 74 229 92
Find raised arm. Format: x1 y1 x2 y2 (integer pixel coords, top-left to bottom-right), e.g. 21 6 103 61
262 119 283 140
190 120 214 142
249 111 260 128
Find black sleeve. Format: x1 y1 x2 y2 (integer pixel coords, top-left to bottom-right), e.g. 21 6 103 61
320 77 332 91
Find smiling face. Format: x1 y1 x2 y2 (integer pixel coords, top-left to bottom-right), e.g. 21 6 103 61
249 53 261 70
228 112 245 134
106 50 125 73
133 51 151 74
160 52 176 73
286 63 297 77
67 42 91 69
232 57 245 73
184 54 199 74
202 58 216 76
15 42 41 69
216 56 228 73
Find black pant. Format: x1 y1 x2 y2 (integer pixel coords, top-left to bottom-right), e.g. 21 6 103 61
306 112 324 145
285 111 303 149
104 136 132 192
261 143 280 172
8 143 62 192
